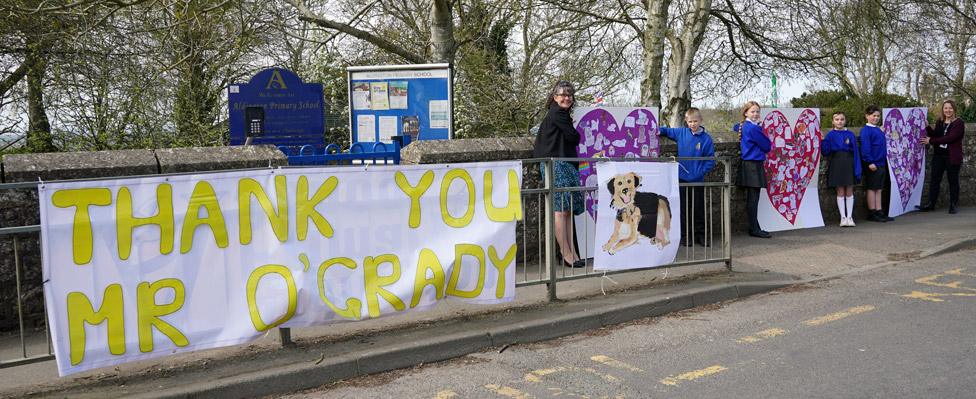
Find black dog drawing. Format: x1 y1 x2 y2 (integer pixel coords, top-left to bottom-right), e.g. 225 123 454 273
602 172 673 254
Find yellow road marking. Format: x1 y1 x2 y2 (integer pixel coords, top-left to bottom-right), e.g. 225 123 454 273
524 366 619 383
916 274 976 292
802 305 875 326
944 268 976 277
590 355 644 372
900 290 976 302
660 365 727 386
736 328 787 343
434 390 458 399
524 366 566 382
485 384 535 399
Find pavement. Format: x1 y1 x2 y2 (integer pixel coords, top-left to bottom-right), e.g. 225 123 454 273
1 208 973 399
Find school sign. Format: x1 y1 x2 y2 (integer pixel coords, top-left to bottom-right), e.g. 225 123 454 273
39 163 522 375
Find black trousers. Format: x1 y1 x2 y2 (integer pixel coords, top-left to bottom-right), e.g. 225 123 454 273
681 182 706 242
746 187 761 233
927 154 961 206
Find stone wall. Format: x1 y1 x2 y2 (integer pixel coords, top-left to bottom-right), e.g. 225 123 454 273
0 146 287 331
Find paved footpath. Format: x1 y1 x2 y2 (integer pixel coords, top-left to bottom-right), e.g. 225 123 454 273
1 209 973 398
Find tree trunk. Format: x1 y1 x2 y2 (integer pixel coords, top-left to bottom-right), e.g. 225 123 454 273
665 0 711 127
641 0 671 107
430 0 456 63
25 41 56 152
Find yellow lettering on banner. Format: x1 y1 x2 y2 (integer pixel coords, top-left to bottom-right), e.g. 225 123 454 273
440 169 475 228
446 244 486 298
364 254 405 318
239 175 289 245
67 284 125 365
136 278 188 352
395 170 434 228
489 244 517 299
116 185 174 260
52 188 112 265
411 248 446 308
484 169 523 222
180 181 228 253
246 265 298 331
296 175 337 240
317 257 363 320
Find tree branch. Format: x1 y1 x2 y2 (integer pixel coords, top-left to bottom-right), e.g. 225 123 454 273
284 0 427 64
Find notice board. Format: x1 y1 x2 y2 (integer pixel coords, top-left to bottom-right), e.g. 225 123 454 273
348 64 453 146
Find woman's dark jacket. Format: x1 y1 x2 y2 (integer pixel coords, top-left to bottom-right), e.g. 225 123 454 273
533 103 580 159
926 118 966 165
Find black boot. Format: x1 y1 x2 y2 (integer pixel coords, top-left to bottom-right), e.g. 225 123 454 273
949 203 958 214
916 202 934 211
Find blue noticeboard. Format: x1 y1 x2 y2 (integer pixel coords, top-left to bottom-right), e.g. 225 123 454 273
228 68 324 146
348 64 453 147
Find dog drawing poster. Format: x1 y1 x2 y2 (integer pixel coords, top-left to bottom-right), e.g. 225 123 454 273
593 162 680 271
573 107 661 259
759 108 825 231
883 107 927 217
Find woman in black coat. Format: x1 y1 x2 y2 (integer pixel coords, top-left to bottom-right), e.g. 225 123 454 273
533 80 585 268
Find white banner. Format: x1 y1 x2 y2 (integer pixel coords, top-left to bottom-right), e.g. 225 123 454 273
593 162 680 270
884 107 927 217
39 162 521 376
759 108 825 231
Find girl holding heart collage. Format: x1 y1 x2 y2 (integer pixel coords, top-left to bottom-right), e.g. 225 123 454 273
737 99 966 235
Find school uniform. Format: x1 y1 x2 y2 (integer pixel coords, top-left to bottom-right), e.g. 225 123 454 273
859 124 887 190
737 120 771 188
734 119 772 237
659 126 716 245
822 129 862 187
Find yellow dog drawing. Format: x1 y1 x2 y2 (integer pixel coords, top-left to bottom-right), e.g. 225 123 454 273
602 172 673 254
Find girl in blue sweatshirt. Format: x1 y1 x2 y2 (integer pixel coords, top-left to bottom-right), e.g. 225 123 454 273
859 105 893 222
822 111 862 227
736 101 772 238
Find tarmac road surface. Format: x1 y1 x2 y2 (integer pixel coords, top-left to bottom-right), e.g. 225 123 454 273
279 249 976 399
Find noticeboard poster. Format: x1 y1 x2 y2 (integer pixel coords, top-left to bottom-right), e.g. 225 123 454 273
348 64 453 146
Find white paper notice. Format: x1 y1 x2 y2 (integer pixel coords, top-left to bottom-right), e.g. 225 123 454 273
370 82 390 110
357 115 376 142
430 100 450 129
379 116 398 143
352 82 371 110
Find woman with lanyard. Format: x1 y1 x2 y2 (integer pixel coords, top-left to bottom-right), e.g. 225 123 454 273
918 100 965 214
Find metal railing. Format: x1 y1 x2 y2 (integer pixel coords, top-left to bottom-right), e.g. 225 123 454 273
0 156 732 369
515 157 733 300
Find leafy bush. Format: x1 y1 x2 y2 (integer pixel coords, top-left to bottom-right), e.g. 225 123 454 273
790 90 921 127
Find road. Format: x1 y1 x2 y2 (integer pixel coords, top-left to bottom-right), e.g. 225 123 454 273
278 249 976 399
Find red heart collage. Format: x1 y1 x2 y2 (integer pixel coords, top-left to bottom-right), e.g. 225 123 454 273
762 109 822 225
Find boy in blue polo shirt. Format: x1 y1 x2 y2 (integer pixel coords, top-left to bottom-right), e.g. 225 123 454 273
659 107 716 246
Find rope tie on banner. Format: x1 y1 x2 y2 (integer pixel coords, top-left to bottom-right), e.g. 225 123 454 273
671 156 690 174
661 267 670 280
37 176 45 190
600 270 618 296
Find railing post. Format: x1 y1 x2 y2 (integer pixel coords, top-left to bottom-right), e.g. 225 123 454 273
723 159 733 270
279 327 293 347
14 236 26 358
544 159 558 301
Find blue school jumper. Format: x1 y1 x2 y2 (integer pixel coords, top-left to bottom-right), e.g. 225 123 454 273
858 124 887 167
738 120 771 161
822 129 862 180
659 126 716 182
